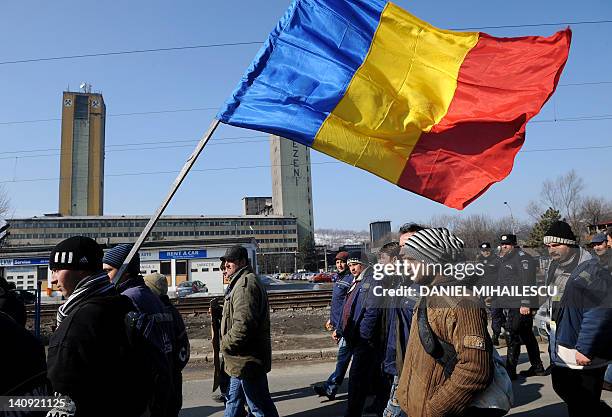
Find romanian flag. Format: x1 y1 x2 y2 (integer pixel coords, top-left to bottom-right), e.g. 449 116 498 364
217 0 571 209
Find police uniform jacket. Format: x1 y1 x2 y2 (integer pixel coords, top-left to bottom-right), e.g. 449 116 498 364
497 248 537 309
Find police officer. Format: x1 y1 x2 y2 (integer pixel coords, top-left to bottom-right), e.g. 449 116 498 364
497 233 545 379
477 242 504 345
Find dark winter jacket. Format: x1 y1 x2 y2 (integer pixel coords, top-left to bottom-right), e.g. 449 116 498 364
118 275 174 354
475 253 500 288
0 284 26 326
341 266 381 345
118 275 176 417
47 294 150 417
597 250 612 271
160 294 189 416
551 259 612 367
0 311 48 397
329 269 353 330
496 247 537 308
382 283 416 376
221 265 272 378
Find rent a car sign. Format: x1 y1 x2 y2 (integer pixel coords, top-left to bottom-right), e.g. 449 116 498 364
159 250 207 260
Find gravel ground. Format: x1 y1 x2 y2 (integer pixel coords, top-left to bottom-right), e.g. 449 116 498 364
30 307 337 352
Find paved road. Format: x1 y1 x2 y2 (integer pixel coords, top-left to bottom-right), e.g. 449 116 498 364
180 348 612 417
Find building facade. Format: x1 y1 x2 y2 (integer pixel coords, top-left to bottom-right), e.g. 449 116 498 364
242 196 273 215
59 89 105 216
0 238 257 295
5 214 297 253
270 135 315 251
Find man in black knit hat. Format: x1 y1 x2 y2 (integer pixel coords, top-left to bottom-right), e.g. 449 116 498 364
46 236 150 417
542 221 593 333
543 221 612 416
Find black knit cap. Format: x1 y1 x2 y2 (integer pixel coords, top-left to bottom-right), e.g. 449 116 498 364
347 251 370 265
499 234 517 246
49 236 103 272
544 221 577 245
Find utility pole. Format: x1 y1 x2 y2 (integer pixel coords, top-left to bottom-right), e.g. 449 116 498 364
504 201 516 235
324 245 328 272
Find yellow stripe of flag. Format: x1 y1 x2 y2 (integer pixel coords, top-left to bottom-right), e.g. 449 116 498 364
313 3 479 183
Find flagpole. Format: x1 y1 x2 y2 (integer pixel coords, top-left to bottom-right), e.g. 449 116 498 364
112 118 221 286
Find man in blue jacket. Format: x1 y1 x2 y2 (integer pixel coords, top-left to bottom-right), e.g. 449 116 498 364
544 222 612 417
314 251 353 400
340 251 381 417
549 256 612 416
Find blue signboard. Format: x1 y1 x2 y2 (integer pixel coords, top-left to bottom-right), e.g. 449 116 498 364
0 258 49 267
14 258 49 266
159 250 207 260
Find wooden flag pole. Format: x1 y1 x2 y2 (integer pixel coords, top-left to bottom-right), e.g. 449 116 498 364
112 118 221 286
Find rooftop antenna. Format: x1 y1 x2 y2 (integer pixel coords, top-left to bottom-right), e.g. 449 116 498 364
79 82 92 93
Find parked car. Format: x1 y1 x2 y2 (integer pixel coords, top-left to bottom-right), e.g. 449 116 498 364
177 280 208 298
304 273 317 282
312 273 333 283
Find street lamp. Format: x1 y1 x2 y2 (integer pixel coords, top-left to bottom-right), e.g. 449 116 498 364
504 202 516 235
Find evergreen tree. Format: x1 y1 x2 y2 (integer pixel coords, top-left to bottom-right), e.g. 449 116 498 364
526 207 561 249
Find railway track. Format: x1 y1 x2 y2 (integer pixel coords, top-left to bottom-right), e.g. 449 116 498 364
31 289 333 320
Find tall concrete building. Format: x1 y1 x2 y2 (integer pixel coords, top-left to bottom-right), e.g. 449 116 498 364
270 135 314 250
370 220 392 249
59 87 105 216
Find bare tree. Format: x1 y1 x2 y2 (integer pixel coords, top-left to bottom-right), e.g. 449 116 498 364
580 196 612 227
0 186 9 218
525 201 543 222
426 214 460 231
531 170 585 235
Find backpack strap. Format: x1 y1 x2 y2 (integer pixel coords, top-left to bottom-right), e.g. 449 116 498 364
417 297 458 379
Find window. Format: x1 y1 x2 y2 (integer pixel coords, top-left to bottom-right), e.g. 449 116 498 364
160 262 171 275
212 268 219 272
190 268 198 273
176 262 187 275
201 268 209 272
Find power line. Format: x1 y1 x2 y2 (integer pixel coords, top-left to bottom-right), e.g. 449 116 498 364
1 92 612 127
0 138 270 161
0 134 268 156
1 112 612 160
2 143 612 185
558 81 612 87
2 109 612 160
1 19 610 67
453 19 612 31
0 106 219 125
0 41 262 66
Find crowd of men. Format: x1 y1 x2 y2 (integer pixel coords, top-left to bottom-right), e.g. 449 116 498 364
2 221 612 417
2 237 190 417
312 221 612 417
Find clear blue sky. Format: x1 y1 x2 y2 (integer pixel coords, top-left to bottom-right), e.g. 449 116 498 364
0 0 610 230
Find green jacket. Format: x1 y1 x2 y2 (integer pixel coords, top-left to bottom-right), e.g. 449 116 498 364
221 266 272 378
